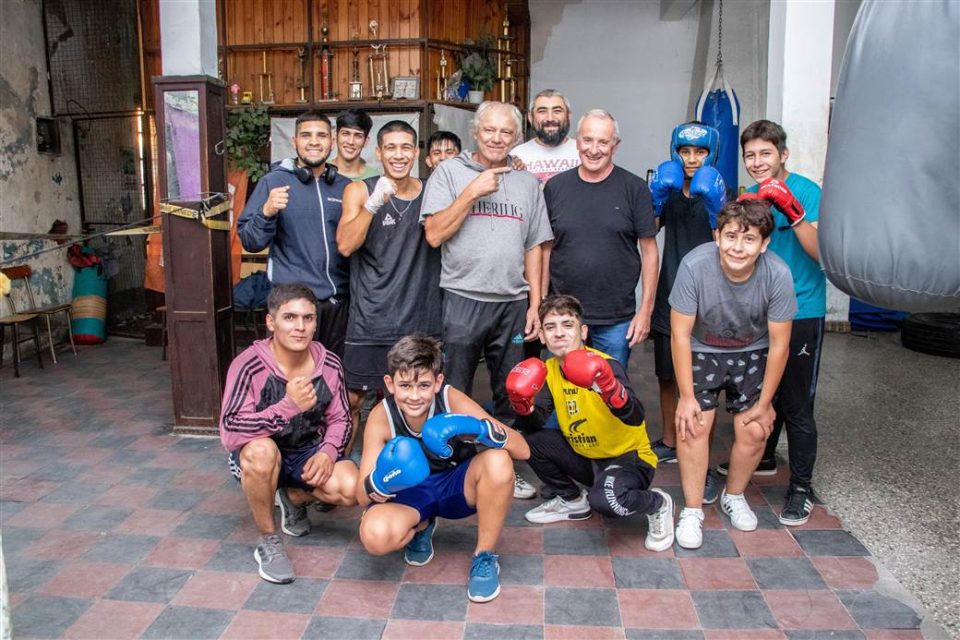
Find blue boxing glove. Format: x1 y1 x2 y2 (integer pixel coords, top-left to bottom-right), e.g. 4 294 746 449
650 160 685 216
364 436 430 500
689 165 727 229
421 413 508 459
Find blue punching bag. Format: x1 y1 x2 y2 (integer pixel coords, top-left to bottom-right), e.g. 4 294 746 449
695 2 740 192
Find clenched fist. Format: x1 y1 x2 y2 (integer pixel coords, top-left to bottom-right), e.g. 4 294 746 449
286 376 317 412
263 185 291 218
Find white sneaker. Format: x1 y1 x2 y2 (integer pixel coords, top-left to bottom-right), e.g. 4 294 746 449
720 489 758 531
524 491 591 524
676 507 704 549
513 472 537 499
644 488 675 552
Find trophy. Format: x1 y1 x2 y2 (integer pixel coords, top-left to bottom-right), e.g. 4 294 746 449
367 20 390 99
436 49 448 100
349 41 364 100
497 12 515 103
295 47 308 103
317 23 335 101
258 51 275 104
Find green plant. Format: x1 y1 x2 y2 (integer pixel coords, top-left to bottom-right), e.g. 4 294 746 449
226 107 270 181
459 35 497 93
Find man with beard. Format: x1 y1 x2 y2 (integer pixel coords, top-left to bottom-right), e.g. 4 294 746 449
512 90 580 185
239 111 353 357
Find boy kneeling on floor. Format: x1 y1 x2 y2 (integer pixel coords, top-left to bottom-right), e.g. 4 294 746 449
356 334 530 603
506 295 675 553
670 198 796 549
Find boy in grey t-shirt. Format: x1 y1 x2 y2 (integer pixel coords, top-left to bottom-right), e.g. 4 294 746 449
668 199 796 550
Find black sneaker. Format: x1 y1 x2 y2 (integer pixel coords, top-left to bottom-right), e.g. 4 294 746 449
650 439 678 463
779 485 814 526
716 457 777 477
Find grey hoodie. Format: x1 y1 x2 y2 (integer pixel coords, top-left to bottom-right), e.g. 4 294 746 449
420 151 553 302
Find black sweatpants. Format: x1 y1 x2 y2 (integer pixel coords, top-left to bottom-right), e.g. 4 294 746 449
763 317 824 488
526 429 662 517
442 292 527 426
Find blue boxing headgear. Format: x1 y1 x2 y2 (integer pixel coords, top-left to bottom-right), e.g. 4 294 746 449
671 123 720 167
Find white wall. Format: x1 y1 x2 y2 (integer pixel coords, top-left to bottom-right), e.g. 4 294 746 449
529 0 769 185
0 0 80 309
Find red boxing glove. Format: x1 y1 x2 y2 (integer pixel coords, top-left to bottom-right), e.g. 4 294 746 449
737 191 762 202
757 178 806 226
506 358 547 416
561 349 627 409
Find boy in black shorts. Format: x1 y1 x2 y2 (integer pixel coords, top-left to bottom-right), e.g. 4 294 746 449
669 199 796 549
356 334 530 603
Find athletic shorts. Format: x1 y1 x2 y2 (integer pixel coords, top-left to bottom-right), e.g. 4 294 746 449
391 459 476 522
343 343 389 392
652 330 675 381
692 348 768 414
228 444 350 491
314 297 349 359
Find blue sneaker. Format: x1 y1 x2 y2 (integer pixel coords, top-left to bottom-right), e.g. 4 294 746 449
703 470 720 505
467 551 501 603
404 518 436 566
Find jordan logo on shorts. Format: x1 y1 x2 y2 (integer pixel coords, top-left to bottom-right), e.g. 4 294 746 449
797 344 811 357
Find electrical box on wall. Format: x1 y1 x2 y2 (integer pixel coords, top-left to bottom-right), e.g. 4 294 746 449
36 117 61 155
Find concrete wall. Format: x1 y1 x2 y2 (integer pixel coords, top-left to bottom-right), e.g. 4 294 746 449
528 0 769 185
0 0 80 310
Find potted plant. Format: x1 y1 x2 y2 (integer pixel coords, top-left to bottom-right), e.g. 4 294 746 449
226 107 271 182
459 36 497 103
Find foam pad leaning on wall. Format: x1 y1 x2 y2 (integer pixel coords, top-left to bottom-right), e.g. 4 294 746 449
819 0 960 312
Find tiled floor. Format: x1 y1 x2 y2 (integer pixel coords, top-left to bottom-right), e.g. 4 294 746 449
0 339 945 639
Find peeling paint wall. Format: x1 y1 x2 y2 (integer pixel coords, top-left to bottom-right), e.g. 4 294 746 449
0 0 81 313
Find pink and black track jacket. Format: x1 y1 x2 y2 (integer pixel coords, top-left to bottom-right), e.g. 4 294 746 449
219 339 351 461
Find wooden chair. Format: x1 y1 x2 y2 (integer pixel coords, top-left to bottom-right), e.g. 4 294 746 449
1 265 77 364
0 293 44 378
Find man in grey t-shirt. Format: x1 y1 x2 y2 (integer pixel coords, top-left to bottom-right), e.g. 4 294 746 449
668 199 796 551
419 101 553 442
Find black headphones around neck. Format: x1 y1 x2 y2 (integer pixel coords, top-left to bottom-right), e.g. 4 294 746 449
294 163 338 185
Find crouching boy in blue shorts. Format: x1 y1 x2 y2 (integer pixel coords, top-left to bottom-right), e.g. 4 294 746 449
670 199 796 549
356 334 530 602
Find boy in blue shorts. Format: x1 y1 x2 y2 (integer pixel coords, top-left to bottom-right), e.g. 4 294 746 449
670 199 797 549
356 334 530 603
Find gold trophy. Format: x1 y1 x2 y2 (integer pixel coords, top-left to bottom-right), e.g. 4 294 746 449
436 49 448 101
259 51 275 104
367 20 390 100
497 12 515 103
295 47 308 103
349 42 363 100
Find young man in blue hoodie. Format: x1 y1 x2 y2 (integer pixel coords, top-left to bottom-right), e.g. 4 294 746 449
238 111 353 357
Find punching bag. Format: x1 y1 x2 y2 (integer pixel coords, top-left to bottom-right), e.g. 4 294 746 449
696 63 740 193
695 2 740 193
819 0 959 312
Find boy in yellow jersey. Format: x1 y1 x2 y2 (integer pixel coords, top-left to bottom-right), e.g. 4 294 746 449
505 295 674 552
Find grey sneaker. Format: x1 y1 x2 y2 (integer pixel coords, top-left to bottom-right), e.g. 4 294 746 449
275 489 311 537
650 439 678 463
524 491 592 524
703 470 720 505
254 534 295 584
514 472 537 499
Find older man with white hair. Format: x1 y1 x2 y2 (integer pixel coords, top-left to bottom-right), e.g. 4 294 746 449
420 101 552 464
543 109 659 367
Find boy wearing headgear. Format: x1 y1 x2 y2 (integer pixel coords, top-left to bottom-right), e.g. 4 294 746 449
647 122 731 488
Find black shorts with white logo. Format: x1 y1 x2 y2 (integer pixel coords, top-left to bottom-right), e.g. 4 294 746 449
691 348 768 413
343 343 390 392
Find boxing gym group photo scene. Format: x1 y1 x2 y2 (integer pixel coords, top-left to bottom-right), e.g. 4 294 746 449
1 0 957 638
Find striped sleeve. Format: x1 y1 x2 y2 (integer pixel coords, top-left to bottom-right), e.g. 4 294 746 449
316 350 352 461
219 352 301 452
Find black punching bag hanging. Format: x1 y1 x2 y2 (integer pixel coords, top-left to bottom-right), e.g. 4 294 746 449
819 0 960 312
